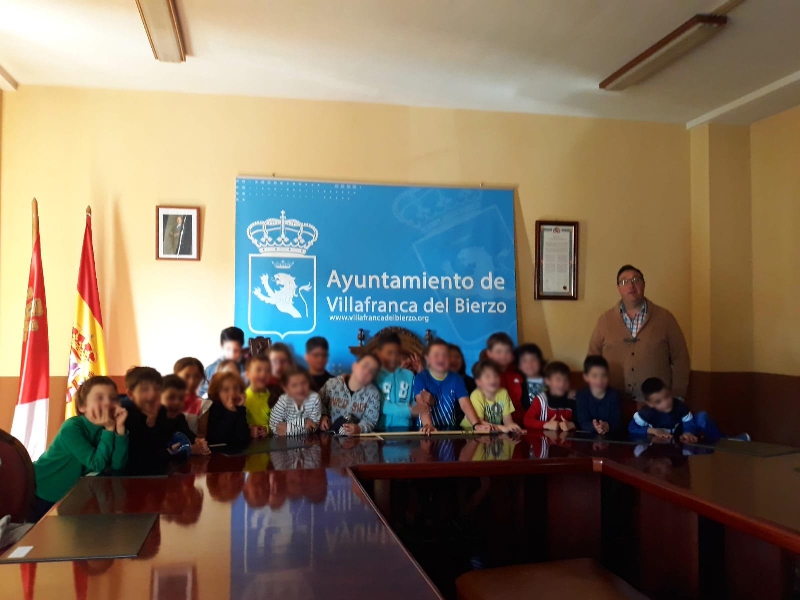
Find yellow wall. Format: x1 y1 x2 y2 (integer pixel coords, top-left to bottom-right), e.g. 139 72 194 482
707 124 753 372
690 125 712 371
750 105 800 376
690 124 753 372
0 86 692 378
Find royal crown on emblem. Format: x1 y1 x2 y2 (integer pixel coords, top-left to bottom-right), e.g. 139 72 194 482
272 259 294 270
247 210 318 255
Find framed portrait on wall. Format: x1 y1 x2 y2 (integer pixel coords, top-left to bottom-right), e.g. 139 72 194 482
534 220 578 300
157 206 200 260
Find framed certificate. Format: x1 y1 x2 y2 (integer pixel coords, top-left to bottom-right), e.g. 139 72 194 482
534 221 578 300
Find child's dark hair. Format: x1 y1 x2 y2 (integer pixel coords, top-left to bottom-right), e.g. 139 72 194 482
376 332 402 350
162 374 188 392
281 367 313 388
641 377 666 400
125 366 163 392
472 358 501 380
173 356 204 377
486 332 514 350
220 326 245 346
207 371 245 402
425 338 449 355
245 353 270 370
305 336 329 353
356 352 381 366
543 361 570 379
583 355 609 374
268 342 296 365
448 344 467 375
76 376 118 409
515 343 545 368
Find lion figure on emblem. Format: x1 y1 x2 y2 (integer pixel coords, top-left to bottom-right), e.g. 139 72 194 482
253 272 312 319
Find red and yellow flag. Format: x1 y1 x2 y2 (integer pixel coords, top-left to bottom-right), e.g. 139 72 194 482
65 207 107 419
12 199 50 461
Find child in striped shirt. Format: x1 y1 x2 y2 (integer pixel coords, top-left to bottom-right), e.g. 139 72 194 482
269 368 322 437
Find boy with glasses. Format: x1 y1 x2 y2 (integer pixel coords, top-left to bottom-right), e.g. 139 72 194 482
305 336 333 392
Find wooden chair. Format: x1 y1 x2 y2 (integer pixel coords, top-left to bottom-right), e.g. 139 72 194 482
248 336 272 357
0 429 36 523
348 326 428 359
455 559 648 600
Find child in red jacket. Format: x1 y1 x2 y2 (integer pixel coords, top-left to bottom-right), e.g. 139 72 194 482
524 361 576 431
485 332 524 425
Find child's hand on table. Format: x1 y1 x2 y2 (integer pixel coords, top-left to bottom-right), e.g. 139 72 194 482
679 432 698 444
191 438 211 455
341 423 360 436
648 428 672 439
543 418 560 431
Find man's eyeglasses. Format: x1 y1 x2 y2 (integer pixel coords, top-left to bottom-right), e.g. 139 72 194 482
617 277 644 287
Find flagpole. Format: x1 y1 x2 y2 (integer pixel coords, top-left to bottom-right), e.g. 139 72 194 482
32 198 39 244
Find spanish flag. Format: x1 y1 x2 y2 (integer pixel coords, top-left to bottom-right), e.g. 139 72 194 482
65 207 107 419
11 199 49 461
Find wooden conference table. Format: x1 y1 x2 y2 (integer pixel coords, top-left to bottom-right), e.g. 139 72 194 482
3 431 800 600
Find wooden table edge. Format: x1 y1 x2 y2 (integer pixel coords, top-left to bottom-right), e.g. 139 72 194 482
344 468 444 599
596 457 800 554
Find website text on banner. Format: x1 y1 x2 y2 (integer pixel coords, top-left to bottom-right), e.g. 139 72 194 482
234 178 517 372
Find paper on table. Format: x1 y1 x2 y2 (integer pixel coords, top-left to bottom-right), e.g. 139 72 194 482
7 546 33 559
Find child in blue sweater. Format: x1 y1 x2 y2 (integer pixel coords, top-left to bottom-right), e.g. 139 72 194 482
412 339 487 432
629 377 748 443
575 356 622 435
373 332 416 431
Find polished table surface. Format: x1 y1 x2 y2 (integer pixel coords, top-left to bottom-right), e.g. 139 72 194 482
5 468 441 600
184 432 800 548
4 431 800 599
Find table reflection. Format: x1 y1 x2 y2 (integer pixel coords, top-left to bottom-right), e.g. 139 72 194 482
230 469 410 599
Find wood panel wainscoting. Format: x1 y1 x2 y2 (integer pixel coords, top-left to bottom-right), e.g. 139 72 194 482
0 371 797 447
688 371 800 447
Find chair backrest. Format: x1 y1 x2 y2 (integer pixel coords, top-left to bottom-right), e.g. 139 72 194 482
0 429 36 522
248 336 272 357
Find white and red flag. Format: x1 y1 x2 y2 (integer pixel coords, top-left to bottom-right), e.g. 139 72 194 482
11 199 50 461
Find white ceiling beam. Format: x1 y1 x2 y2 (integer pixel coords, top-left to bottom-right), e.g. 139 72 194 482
0 63 18 91
686 68 800 128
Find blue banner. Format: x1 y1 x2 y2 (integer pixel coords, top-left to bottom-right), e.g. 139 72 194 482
235 177 516 371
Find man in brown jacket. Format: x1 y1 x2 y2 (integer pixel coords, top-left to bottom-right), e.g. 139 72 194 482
588 265 689 403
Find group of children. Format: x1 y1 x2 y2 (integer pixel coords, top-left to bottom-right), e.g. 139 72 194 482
30 326 740 521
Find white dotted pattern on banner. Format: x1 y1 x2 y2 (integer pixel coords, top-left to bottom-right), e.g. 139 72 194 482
236 179 361 203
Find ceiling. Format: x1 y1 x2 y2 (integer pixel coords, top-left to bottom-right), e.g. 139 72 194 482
0 0 799 126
